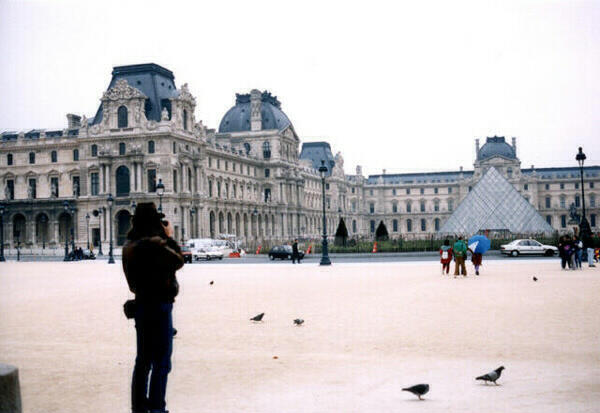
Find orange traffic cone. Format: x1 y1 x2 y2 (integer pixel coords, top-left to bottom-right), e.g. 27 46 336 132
256 245 262 254
306 245 312 254
372 242 378 253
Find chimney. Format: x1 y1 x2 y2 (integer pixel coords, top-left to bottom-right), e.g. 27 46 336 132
460 166 463 172
475 138 480 153
250 89 262 131
512 137 517 155
382 169 386 175
356 165 362 176
67 113 81 129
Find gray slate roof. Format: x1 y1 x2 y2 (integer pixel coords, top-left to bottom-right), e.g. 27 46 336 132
477 136 516 161
218 91 291 133
299 142 335 176
91 63 178 125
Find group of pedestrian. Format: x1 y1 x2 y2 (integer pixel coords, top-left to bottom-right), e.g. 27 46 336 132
558 234 597 270
439 236 483 277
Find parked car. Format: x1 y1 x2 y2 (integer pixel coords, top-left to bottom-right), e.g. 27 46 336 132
268 245 305 260
500 239 558 257
195 247 224 261
181 246 193 263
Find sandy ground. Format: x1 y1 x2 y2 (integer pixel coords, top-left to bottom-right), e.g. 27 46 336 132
1 259 599 413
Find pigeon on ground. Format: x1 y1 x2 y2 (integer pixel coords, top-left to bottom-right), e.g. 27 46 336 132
533 276 538 282
476 366 505 385
209 280 214 285
293 319 304 326
250 312 265 322
402 384 429 400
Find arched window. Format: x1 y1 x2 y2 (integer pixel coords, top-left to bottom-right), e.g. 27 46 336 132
73 149 79 161
263 141 271 159
29 152 35 164
51 150 57 163
148 140 155 154
183 109 188 130
117 106 128 128
7 153 13 166
119 142 126 155
406 219 412 232
116 165 130 197
91 144 98 157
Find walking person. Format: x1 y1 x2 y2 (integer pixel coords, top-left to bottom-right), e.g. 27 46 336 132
439 239 453 275
453 236 468 277
292 239 301 264
558 236 569 270
574 236 583 269
471 250 483 276
122 203 184 413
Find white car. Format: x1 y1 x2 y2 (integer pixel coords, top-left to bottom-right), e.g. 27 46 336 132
195 247 224 261
500 239 558 257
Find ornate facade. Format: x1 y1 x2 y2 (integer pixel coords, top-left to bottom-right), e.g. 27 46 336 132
0 64 598 252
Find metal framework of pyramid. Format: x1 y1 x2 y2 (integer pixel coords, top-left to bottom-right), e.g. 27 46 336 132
439 166 555 235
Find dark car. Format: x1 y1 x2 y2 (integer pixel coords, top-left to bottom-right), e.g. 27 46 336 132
181 246 193 263
268 245 305 260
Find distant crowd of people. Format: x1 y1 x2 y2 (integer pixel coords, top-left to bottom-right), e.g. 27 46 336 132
558 235 598 270
439 236 483 277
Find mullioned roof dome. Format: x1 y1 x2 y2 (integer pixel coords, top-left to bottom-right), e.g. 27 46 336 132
478 136 517 161
218 91 292 133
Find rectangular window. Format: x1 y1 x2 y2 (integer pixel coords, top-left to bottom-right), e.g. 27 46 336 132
434 202 439 212
264 188 271 202
73 149 79 161
560 197 566 208
575 182 579 189
524 184 528 191
420 188 424 195
421 219 426 231
448 187 452 194
208 181 213 197
265 168 270 178
173 170 178 193
369 203 375 213
434 187 438 194
370 220 375 233
6 180 14 199
545 197 551 208
560 183 564 189
352 201 356 212
575 195 581 208
147 169 156 193
590 182 595 189
208 157 212 167
352 187 355 194
393 219 398 232
369 189 373 195
561 215 566 228
545 184 550 190
91 173 99 195
392 203 398 213
546 215 552 226
233 163 236 172
225 161 228 171
247 165 250 175
72 176 80 197
51 177 59 197
420 202 425 212
217 159 220 169
407 219 412 232
392 189 396 196
51 151 57 163
326 183 330 191
591 214 596 227
29 178 37 199
448 200 453 211
406 188 410 195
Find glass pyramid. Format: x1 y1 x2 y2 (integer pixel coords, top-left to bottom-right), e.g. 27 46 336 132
439 166 555 235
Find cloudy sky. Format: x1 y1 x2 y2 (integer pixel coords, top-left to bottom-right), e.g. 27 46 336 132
1 0 598 175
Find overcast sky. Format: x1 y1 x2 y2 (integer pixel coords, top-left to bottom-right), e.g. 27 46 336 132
1 0 598 175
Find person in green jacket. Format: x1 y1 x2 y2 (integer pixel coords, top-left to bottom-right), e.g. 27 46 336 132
453 236 468 277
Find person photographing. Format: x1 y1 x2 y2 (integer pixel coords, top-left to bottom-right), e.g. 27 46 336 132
122 202 184 413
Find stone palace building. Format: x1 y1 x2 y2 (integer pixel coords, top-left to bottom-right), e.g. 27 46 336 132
0 63 598 252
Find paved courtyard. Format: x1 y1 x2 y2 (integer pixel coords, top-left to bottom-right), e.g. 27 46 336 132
1 259 599 412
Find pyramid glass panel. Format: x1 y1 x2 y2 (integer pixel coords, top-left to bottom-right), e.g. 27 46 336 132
440 167 554 235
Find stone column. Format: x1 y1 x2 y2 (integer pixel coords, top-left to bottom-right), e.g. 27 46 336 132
100 165 105 194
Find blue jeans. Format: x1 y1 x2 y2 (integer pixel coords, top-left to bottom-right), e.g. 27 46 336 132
588 248 596 266
132 302 173 413
575 250 583 268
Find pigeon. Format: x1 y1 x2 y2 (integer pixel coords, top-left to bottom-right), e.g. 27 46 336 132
209 280 214 285
250 312 265 322
533 276 538 282
402 384 429 400
476 366 505 385
293 319 304 326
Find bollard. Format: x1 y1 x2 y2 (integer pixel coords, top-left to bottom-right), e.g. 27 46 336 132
0 363 22 413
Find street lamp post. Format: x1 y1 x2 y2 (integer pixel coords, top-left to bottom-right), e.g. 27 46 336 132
190 207 196 239
98 208 104 256
576 147 592 242
86 213 90 250
156 179 165 212
107 193 115 264
63 201 70 261
0 203 5 262
319 160 331 266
